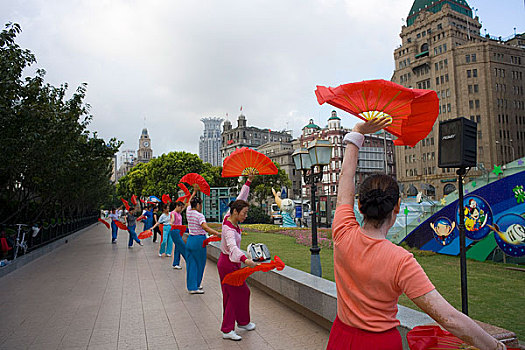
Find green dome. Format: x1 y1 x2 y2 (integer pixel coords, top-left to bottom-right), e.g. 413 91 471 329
407 0 472 26
328 110 340 121
304 119 321 129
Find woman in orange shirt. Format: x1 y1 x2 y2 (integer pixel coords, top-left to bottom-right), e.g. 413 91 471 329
328 117 505 350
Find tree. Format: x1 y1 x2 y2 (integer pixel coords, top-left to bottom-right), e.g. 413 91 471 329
250 163 292 205
0 23 121 224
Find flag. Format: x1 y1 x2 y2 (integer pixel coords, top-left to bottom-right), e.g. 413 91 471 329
240 105 243 112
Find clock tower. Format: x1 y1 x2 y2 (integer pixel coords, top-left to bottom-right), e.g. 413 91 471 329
137 128 153 163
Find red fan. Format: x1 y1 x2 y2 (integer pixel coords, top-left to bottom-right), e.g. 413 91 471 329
222 148 278 177
98 218 110 229
140 199 146 204
138 230 153 239
113 220 128 231
315 79 439 147
407 325 519 350
120 198 130 211
170 225 187 237
178 183 190 195
222 256 285 286
131 195 138 205
202 235 221 247
137 215 146 221
1 237 12 253
162 194 172 204
180 173 210 196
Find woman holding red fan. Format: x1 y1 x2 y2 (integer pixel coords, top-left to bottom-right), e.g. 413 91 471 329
328 118 505 350
186 193 220 294
218 175 259 341
124 206 143 248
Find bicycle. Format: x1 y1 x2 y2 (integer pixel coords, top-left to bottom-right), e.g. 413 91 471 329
13 224 31 260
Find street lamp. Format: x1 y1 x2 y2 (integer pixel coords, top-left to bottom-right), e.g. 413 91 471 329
292 139 333 277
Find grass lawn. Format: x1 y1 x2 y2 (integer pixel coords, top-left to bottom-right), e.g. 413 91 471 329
238 229 524 341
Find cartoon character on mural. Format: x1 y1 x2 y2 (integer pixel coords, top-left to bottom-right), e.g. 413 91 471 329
464 198 487 232
456 195 493 240
272 188 296 227
430 217 456 246
488 213 525 257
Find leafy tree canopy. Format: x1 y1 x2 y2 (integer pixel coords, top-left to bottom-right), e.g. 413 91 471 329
0 23 121 224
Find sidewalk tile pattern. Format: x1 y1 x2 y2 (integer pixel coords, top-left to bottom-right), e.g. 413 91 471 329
0 224 329 349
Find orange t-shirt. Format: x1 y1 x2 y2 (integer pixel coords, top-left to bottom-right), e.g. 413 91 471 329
332 204 435 332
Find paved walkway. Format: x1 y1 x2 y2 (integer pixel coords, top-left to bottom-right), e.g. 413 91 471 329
0 224 329 350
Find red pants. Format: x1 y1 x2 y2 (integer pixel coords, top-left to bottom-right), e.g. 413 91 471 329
327 316 402 350
217 253 251 333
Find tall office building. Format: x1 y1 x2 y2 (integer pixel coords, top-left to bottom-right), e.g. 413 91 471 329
199 117 224 166
392 0 524 199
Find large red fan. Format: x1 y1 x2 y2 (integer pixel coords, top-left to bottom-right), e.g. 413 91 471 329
315 79 439 147
120 198 130 211
222 148 278 177
138 230 153 239
131 195 138 205
162 194 172 204
180 173 210 196
98 218 110 229
407 325 519 350
202 235 221 247
137 215 146 221
222 256 285 286
170 225 187 237
113 220 128 231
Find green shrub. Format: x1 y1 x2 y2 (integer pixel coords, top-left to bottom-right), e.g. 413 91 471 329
243 205 271 224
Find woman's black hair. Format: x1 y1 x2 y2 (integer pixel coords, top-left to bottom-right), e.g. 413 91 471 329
190 196 202 208
358 174 400 228
175 201 185 207
229 200 249 214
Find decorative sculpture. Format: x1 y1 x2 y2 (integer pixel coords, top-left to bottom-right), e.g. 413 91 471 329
272 188 296 227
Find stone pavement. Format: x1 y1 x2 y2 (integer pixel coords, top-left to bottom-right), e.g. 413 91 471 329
0 223 329 350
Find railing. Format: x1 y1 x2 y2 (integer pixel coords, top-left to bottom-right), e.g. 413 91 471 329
1 213 98 262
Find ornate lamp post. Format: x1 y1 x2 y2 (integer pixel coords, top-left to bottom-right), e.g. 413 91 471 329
292 140 333 277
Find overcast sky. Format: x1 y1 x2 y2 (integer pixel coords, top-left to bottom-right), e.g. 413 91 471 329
2 0 524 163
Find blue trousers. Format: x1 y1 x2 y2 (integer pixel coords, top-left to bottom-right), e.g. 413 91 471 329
169 229 186 266
159 225 174 255
127 225 141 247
186 235 207 291
111 222 118 241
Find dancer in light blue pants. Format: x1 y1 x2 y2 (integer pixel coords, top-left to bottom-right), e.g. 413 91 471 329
159 224 174 255
169 228 186 267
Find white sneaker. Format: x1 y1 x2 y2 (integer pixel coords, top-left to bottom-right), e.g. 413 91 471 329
222 331 242 341
158 253 162 257
128 246 133 249
173 265 182 270
198 285 203 290
166 254 171 257
188 290 204 294
237 322 256 331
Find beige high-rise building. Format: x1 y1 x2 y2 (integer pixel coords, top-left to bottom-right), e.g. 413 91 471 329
392 0 524 199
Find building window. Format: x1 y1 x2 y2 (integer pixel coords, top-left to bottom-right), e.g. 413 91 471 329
472 54 477 62
467 70 471 78
473 69 478 77
466 54 470 63
475 100 480 108
474 84 479 93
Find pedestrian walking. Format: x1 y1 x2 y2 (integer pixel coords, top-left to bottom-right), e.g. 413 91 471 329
108 207 122 244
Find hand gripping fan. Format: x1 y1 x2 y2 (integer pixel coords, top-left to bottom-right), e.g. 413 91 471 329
131 195 138 205
170 225 187 237
202 235 221 247
176 183 191 203
136 215 146 221
407 325 520 350
138 230 153 239
180 173 210 196
113 220 128 231
315 79 439 147
98 218 110 229
222 147 278 177
162 194 172 204
222 256 285 287
120 198 130 211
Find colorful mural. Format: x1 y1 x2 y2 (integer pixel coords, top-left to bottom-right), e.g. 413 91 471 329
402 169 525 260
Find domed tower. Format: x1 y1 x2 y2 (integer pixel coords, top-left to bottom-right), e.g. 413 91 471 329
302 118 321 136
328 110 341 130
137 128 153 163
